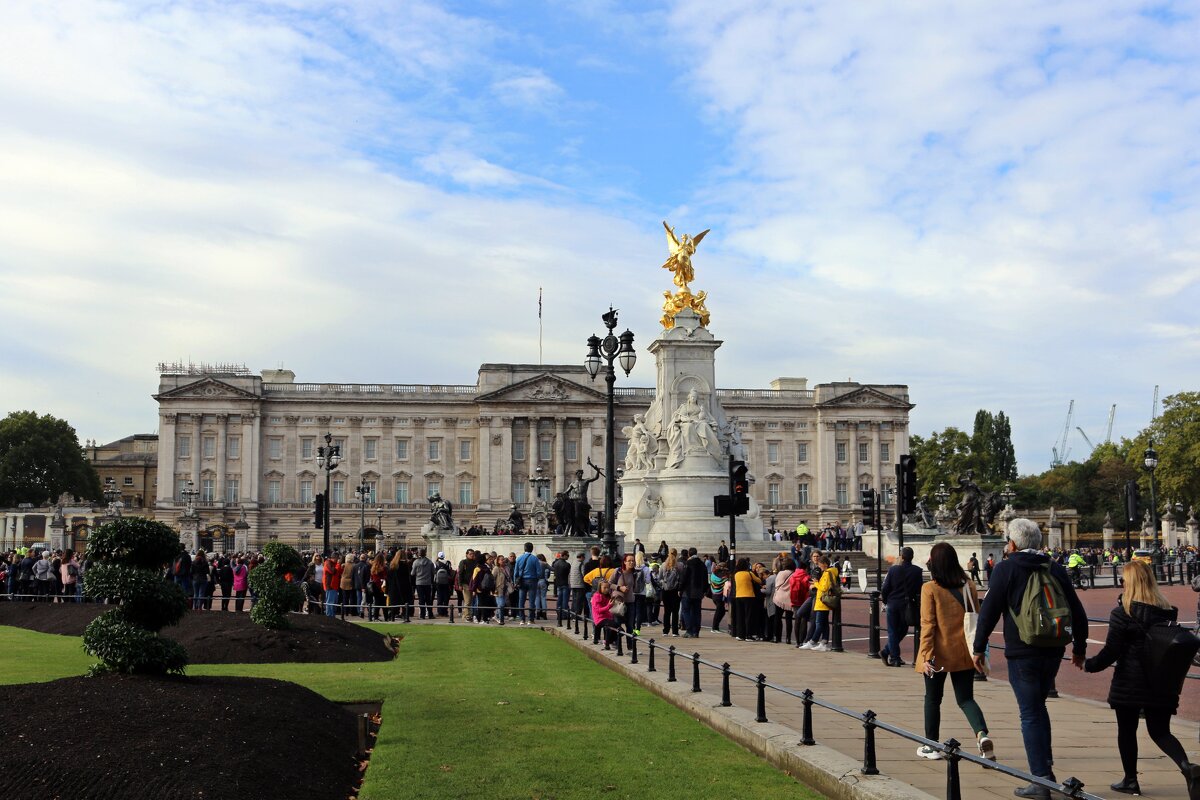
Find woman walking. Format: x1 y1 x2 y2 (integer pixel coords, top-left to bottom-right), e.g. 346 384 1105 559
367 553 387 622
659 549 683 637
231 557 249 612
913 542 995 761
1085 560 1200 797
190 550 210 611
769 557 794 643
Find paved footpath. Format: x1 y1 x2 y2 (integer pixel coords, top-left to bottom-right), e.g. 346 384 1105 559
557 624 1199 800
390 611 1199 798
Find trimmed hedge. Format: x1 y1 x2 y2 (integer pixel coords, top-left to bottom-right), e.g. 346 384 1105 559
82 518 188 675
248 541 306 630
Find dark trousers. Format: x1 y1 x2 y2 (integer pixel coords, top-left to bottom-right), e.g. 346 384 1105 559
1115 705 1189 779
219 585 232 611
234 589 247 612
681 594 702 636
711 596 726 631
924 668 988 741
661 590 680 634
415 585 433 618
882 604 910 663
1008 654 1062 777
734 597 755 639
435 584 451 616
571 588 587 619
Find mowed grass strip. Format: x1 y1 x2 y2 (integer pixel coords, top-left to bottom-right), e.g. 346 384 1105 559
0 623 825 800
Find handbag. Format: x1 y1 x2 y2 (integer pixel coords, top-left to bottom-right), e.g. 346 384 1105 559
963 582 989 675
610 597 627 617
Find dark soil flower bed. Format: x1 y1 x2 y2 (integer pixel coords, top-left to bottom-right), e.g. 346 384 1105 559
0 603 396 664
0 674 364 800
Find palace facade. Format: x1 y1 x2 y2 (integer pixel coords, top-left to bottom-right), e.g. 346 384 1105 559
151 362 913 548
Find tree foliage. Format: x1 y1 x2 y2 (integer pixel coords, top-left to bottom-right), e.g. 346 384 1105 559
248 541 306 630
0 410 101 506
82 518 188 675
1129 391 1200 508
909 409 1018 501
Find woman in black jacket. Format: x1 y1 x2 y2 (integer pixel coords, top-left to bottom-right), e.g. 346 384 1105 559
1085 560 1199 797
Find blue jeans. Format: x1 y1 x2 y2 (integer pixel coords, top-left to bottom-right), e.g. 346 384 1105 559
1008 654 1062 777
808 609 829 642
681 595 700 636
518 578 537 622
882 604 910 662
496 593 508 623
192 581 207 610
557 586 570 621
535 579 548 616
325 588 339 617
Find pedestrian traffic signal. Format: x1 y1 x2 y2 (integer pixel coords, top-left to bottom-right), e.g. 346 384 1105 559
899 455 918 514
732 461 749 515
1124 480 1138 525
861 488 876 528
314 492 325 529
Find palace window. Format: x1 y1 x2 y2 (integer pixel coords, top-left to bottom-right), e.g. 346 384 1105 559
539 438 552 462
767 442 780 463
332 480 345 503
299 480 313 503
858 442 869 463
797 443 808 463
267 480 280 504
798 483 809 505
459 440 472 461
836 442 847 462
395 481 409 504
123 476 134 486
227 436 240 459
458 480 473 505
364 438 378 460
768 482 780 505
566 440 578 461
513 439 526 461
428 439 441 461
836 482 848 505
880 443 890 463
203 436 216 459
268 438 282 460
200 478 214 503
178 435 191 458
301 438 313 460
512 481 527 503
395 439 409 460
426 481 441 498
226 479 239 503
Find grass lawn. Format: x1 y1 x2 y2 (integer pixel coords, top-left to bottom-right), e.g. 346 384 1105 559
0 623 825 800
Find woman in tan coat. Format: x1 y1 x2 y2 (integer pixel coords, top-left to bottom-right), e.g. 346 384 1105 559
915 542 995 762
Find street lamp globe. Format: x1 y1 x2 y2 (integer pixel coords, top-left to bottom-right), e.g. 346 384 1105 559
1143 443 1158 470
585 335 602 378
617 329 637 375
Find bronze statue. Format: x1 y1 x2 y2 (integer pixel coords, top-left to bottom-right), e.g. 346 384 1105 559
661 220 713 329
428 492 454 531
951 471 1003 536
565 461 601 536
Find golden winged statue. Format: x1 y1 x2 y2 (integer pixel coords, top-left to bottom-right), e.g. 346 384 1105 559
662 220 709 290
660 220 712 330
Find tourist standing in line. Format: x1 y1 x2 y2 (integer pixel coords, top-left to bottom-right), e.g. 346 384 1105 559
338 554 355 616
367 553 387 622
493 555 513 625
322 552 342 617
731 558 760 641
551 551 571 624
386 550 410 622
591 580 617 648
682 548 707 638
569 551 588 620
514 542 541 625
914 542 995 762
610 552 643 644
769 557 794 643
789 563 813 646
60 549 81 603
433 552 453 617
880 547 924 667
191 549 210 611
972 519 1088 799
659 549 683 637
709 563 730 634
231 557 249 612
214 555 233 611
1085 560 1200 798
457 549 475 621
411 549 434 620
800 556 838 651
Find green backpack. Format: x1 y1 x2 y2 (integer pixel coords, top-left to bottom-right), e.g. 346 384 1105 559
1013 563 1073 647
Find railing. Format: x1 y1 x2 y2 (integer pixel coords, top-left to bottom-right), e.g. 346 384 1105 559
716 388 815 401
264 383 478 395
555 607 1103 800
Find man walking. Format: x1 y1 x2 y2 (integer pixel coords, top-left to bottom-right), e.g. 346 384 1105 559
514 542 542 625
972 519 1087 798
410 549 434 619
570 551 588 620
682 547 707 638
879 546 923 667
967 552 981 584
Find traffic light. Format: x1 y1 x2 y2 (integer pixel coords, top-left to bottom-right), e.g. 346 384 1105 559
861 488 876 529
899 455 918 514
1124 480 1138 525
314 492 325 529
732 461 749 515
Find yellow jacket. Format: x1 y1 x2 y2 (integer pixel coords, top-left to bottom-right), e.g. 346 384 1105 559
813 567 840 612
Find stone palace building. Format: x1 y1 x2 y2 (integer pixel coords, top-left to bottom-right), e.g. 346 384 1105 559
148 362 913 549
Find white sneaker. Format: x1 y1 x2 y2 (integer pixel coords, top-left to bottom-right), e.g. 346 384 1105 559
977 734 996 761
813 642 830 652
799 641 814 650
917 745 943 760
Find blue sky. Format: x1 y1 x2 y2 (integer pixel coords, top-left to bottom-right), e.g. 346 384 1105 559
0 0 1197 474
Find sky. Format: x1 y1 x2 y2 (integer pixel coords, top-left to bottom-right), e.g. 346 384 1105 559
1 0 1197 474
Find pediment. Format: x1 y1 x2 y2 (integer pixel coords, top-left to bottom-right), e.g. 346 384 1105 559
476 373 606 403
155 378 259 401
818 387 913 410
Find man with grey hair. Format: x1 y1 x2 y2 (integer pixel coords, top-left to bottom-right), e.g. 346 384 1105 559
972 519 1087 798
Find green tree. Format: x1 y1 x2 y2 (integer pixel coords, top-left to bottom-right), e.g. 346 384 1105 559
1131 391 1200 511
0 411 101 506
969 410 1018 486
909 427 972 499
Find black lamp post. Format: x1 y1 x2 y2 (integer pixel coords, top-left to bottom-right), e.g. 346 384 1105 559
584 307 637 558
316 432 341 556
354 477 371 554
375 506 383 550
103 478 123 519
181 479 199 518
1144 440 1158 549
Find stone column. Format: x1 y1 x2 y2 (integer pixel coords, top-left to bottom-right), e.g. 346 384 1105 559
499 417 514 505
190 413 202 489
869 422 881 491
158 413 177 506
528 417 539 489
818 420 837 506
180 515 200 551
215 413 228 506
847 420 859 507
1102 513 1114 551
553 416 566 492
444 418 458 501
249 410 262 506
1186 509 1199 548
477 416 493 509
1161 509 1176 548
412 417 427 497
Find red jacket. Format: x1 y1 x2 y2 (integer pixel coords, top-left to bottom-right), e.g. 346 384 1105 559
322 559 343 591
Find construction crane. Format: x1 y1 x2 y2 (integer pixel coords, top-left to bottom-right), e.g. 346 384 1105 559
1104 404 1116 444
1051 399 1075 467
1076 426 1095 453
1152 385 1159 421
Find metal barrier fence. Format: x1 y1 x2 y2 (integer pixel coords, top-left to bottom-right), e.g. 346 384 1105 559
556 608 1104 800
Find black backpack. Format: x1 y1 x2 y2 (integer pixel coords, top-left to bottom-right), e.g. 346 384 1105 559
1142 620 1200 697
435 564 450 585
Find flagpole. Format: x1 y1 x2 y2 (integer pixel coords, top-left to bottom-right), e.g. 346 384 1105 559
538 287 543 366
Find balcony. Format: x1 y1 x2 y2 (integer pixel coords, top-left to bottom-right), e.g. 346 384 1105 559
264 383 478 396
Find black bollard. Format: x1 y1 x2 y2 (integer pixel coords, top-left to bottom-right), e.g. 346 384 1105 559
667 646 677 682
800 689 816 745
630 636 638 665
755 673 768 722
720 662 731 707
647 639 656 672
861 710 879 775
691 652 701 693
867 591 881 659
830 602 844 652
944 739 962 800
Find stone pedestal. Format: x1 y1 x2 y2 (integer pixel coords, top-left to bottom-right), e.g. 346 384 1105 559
49 521 67 552
862 529 1005 573
1187 515 1199 548
179 515 200 551
615 308 764 553
1102 522 1114 551
1047 522 1063 551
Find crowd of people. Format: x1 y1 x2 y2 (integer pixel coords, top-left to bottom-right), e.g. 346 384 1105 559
1 547 85 601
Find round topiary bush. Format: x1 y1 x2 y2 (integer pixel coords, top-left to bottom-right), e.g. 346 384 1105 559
249 541 306 630
82 517 188 675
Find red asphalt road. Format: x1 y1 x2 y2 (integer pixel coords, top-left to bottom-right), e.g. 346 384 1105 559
679 582 1200 720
